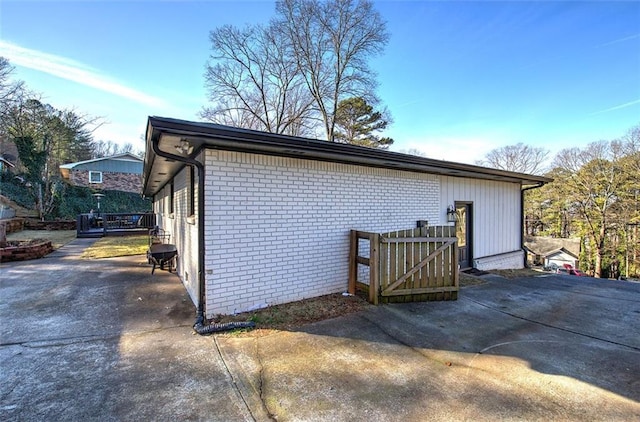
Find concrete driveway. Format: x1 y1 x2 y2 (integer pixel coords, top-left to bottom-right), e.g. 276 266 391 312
0 239 253 422
1 239 639 421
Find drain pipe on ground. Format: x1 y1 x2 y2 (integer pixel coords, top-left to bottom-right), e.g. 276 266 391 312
151 139 255 335
521 183 544 269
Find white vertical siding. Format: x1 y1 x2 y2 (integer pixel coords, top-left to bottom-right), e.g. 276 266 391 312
440 176 522 260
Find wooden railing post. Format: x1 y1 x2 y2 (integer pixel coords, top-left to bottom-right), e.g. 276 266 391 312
348 230 358 295
369 233 380 305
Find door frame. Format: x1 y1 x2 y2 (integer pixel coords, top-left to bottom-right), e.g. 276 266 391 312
455 201 473 269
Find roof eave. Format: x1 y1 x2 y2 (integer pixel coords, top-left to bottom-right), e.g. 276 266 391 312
143 116 552 196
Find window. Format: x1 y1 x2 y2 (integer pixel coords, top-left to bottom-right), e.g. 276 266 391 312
89 171 102 183
188 167 195 216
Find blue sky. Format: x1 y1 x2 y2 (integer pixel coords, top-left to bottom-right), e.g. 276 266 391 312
1 0 639 164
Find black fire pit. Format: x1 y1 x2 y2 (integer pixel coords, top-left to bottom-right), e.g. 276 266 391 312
148 243 177 274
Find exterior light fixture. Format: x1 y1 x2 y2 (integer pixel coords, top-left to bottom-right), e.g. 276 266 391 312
446 205 458 223
175 139 194 155
92 193 105 214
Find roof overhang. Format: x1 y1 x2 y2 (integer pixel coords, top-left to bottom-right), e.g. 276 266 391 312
143 116 552 197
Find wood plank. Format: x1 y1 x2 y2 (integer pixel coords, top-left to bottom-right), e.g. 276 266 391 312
389 231 397 292
452 240 459 288
356 256 370 266
413 231 421 290
381 237 457 243
381 241 454 293
397 230 405 291
435 226 444 288
369 233 380 305
428 227 436 289
381 286 459 296
380 233 388 293
348 230 358 295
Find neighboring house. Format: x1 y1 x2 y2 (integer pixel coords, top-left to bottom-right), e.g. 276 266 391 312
524 236 581 268
544 248 579 270
143 116 551 316
60 153 143 193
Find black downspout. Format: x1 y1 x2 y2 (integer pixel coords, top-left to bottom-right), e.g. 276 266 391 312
521 183 544 268
151 140 254 334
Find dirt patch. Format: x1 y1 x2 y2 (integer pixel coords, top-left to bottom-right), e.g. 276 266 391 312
213 293 372 336
459 272 486 286
489 268 545 279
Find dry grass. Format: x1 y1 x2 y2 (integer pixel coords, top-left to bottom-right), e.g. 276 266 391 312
6 230 76 250
81 235 148 259
214 293 372 335
488 268 545 279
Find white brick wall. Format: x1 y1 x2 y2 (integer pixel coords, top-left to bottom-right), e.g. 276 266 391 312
204 150 440 315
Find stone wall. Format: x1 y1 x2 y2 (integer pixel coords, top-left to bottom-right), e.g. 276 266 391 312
69 169 142 193
25 219 76 230
0 240 53 262
1 218 25 233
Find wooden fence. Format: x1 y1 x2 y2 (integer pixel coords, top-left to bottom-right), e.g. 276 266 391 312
349 226 459 304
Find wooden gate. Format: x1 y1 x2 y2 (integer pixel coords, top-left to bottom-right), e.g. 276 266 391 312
349 226 459 304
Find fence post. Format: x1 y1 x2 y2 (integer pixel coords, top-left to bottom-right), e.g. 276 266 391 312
369 233 380 305
348 230 358 295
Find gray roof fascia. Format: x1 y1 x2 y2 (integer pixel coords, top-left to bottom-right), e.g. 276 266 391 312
143 116 552 196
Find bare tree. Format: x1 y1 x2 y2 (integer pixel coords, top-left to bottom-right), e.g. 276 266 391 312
276 0 389 141
476 143 550 175
202 23 316 136
0 57 25 130
91 140 138 158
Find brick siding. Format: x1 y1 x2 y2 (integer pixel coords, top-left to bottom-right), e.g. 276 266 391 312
203 150 440 315
69 170 141 193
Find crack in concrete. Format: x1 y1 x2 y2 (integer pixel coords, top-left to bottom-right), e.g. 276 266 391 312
359 311 457 367
212 336 258 422
462 297 640 352
255 337 277 422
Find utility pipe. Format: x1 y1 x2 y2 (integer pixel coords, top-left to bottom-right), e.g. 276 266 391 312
521 183 545 268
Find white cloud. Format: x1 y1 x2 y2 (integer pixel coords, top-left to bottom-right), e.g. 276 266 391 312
591 99 640 116
0 41 167 108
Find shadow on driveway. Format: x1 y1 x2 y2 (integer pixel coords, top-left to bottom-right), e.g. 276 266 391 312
217 274 640 421
0 240 253 421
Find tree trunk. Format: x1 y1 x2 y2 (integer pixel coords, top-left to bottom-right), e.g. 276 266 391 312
0 221 6 248
594 224 606 278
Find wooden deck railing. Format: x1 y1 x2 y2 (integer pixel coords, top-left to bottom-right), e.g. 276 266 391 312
77 212 156 238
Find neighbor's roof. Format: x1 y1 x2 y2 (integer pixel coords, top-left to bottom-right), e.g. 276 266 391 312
545 247 579 259
143 116 552 197
60 153 142 169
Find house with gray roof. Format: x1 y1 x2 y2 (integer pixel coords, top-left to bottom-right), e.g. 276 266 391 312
143 116 551 317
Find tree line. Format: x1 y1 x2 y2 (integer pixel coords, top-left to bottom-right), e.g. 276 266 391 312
478 126 640 279
0 57 141 220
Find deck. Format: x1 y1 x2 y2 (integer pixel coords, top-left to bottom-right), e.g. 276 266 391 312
77 213 156 238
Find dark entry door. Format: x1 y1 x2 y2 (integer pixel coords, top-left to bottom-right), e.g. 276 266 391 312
456 203 472 269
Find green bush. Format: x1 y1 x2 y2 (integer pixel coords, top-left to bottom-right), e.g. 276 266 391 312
0 172 151 220
52 183 152 219
0 172 35 208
